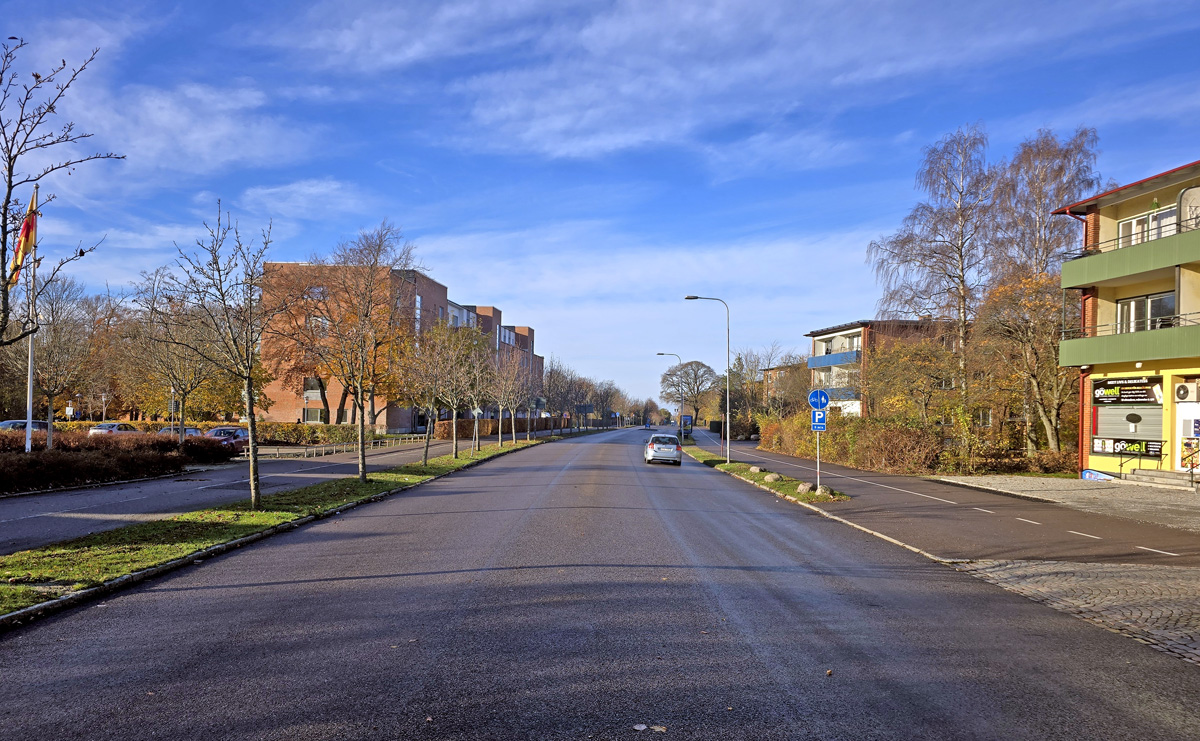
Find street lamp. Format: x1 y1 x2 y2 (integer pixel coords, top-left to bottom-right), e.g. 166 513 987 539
656 352 683 437
685 295 730 464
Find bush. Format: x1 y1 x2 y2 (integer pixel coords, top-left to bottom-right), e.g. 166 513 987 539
756 412 943 475
433 417 555 440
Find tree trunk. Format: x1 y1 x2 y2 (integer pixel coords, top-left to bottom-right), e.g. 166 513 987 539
179 395 187 445
368 390 377 425
452 408 459 458
335 386 348 425
244 376 261 510
472 410 480 455
421 405 433 465
318 378 330 424
497 405 504 448
355 388 367 483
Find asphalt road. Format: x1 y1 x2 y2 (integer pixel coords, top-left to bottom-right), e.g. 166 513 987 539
0 430 561 556
2 428 1198 740
692 430 1200 566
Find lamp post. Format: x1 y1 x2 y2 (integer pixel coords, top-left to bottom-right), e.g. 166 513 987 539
685 295 730 464
656 352 683 437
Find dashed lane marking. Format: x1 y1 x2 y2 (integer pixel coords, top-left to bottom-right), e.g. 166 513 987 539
1015 517 1042 525
1136 546 1181 557
1068 530 1102 540
973 507 995 514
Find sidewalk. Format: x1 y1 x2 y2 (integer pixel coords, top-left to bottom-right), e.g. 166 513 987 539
938 475 1200 534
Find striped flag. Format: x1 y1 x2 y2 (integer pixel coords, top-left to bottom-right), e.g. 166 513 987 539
7 190 37 290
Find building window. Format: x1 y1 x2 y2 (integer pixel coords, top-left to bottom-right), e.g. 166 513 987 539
974 408 992 428
1119 206 1177 248
1118 292 1175 333
303 408 327 423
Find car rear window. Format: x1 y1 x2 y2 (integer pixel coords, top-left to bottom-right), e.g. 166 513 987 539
651 436 677 445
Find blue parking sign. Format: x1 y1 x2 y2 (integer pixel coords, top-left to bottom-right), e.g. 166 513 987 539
811 409 826 431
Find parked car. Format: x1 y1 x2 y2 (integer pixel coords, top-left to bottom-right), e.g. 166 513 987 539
0 419 49 431
644 433 683 466
157 426 204 438
88 422 142 436
205 426 250 453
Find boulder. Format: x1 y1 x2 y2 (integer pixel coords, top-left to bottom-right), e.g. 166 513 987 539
750 433 760 441
816 484 833 497
749 466 762 473
795 482 813 495
764 473 782 483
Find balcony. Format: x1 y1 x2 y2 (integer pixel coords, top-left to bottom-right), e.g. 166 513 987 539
1060 313 1200 366
1062 217 1200 289
807 349 861 369
822 386 860 401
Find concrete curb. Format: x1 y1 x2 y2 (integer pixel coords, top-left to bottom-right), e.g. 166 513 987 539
0 433 622 634
684 450 968 565
928 477 1060 505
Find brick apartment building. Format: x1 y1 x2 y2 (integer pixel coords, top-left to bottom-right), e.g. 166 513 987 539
805 318 954 417
261 263 544 432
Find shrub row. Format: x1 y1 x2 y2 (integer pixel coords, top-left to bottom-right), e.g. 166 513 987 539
49 421 380 445
756 412 943 475
0 435 237 494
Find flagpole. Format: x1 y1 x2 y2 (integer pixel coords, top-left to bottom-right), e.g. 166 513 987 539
23 185 37 454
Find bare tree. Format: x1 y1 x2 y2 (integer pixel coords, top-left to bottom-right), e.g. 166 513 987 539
132 269 219 442
2 277 89 447
589 380 619 429
154 205 284 509
463 328 495 454
992 127 1102 277
543 356 573 434
0 40 122 348
868 124 995 407
492 350 526 448
522 363 542 442
269 222 416 482
399 321 452 466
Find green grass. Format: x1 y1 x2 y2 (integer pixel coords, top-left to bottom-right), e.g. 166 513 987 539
0 439 541 615
683 445 847 503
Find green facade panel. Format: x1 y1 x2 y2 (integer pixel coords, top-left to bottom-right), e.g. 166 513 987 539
1061 229 1200 289
1060 324 1200 366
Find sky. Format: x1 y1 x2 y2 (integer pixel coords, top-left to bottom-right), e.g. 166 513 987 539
8 0 1200 402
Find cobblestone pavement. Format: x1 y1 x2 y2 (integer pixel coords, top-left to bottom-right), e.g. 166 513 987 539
938 475 1200 534
956 559 1200 665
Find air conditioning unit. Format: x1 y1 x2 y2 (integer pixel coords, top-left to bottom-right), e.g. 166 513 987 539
1175 382 1199 402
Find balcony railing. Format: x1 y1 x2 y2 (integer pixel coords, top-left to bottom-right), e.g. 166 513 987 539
1066 213 1200 261
1061 311 1200 340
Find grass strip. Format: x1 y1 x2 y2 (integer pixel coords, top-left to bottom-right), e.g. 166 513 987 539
683 440 848 503
0 438 557 615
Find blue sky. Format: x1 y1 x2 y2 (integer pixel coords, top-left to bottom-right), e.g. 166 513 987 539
10 1 1200 401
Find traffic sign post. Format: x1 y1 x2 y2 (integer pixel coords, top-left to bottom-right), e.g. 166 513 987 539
808 391 829 488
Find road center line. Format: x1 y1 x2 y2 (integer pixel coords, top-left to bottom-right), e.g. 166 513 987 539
1068 530 1102 540
914 493 958 504
973 507 995 514
1015 517 1042 525
1136 545 1180 556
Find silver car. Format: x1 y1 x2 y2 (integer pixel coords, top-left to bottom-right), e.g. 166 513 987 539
88 422 142 436
644 434 683 466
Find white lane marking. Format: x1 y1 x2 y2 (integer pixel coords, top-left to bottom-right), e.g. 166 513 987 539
973 507 995 514
914 492 958 504
1136 545 1180 556
1015 517 1042 525
1068 530 1102 540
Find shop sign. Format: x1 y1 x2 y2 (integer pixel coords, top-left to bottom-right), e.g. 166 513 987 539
1091 438 1164 457
1092 376 1163 405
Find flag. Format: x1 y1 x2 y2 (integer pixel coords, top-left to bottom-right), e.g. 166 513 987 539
7 190 37 290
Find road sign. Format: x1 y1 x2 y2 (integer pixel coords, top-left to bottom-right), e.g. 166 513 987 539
808 389 830 410
811 409 826 431
472 407 483 417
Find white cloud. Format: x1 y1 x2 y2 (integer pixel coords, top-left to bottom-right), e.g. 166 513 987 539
240 178 373 220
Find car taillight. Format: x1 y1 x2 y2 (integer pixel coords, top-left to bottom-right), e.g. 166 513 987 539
676 445 682 451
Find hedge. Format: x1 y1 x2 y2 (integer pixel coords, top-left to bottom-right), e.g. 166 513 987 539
0 432 238 494
49 421 377 445
433 417 564 440
756 412 943 475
